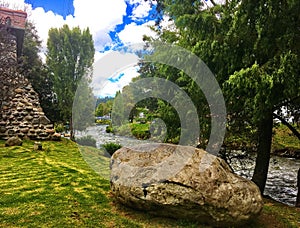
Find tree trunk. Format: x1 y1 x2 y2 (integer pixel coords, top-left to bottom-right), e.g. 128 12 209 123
296 168 300 207
252 111 273 194
70 117 75 141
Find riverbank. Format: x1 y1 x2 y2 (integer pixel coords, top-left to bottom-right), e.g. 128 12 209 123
109 122 300 159
272 124 300 159
0 139 299 227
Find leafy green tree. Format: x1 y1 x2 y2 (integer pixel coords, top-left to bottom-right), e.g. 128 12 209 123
95 100 113 117
46 24 94 139
19 21 60 122
223 0 300 192
146 0 300 193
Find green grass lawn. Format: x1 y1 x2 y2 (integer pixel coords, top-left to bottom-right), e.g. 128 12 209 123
0 139 299 227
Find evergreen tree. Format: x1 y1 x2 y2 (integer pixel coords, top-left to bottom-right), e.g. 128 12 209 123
145 0 300 193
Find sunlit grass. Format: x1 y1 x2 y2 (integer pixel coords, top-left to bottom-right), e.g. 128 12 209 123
0 138 299 227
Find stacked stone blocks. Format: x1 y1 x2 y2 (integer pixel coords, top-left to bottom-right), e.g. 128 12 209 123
0 85 54 140
0 8 54 140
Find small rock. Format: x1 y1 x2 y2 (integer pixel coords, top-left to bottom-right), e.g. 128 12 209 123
20 128 29 133
14 88 24 94
0 121 6 126
25 115 33 121
25 106 33 111
5 136 22 147
0 126 6 133
45 124 54 129
32 118 39 124
38 132 49 137
33 142 42 150
51 133 61 141
46 129 55 134
27 133 37 139
7 129 15 135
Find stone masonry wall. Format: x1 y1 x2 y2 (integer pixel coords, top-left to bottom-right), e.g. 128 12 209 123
0 30 54 140
0 84 55 140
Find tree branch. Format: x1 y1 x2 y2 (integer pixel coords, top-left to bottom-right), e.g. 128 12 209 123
210 0 217 6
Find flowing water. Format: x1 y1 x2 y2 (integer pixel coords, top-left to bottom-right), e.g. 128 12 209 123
78 125 300 206
229 153 300 206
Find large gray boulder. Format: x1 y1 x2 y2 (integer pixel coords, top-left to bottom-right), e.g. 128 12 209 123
110 143 263 227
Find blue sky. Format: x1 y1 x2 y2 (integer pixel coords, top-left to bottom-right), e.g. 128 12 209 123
25 0 75 18
21 0 157 52
4 0 158 97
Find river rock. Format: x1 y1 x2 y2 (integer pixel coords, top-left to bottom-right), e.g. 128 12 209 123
110 143 263 227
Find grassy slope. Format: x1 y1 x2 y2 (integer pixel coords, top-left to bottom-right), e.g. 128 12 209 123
0 139 299 228
272 124 300 153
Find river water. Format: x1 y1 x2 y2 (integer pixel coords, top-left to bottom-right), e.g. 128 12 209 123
78 125 300 206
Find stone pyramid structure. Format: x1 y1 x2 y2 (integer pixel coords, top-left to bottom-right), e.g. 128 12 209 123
0 10 54 140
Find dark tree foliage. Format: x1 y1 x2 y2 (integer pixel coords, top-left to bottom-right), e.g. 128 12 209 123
142 0 300 193
18 22 60 122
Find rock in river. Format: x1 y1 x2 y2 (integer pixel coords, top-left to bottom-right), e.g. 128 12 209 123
110 143 263 227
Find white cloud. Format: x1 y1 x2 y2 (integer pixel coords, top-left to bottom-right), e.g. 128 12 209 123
118 21 156 44
29 7 66 46
95 66 139 97
130 0 152 19
159 15 178 33
72 0 126 34
28 0 127 52
91 51 140 97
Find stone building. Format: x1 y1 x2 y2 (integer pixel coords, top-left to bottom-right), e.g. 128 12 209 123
0 7 54 140
0 7 27 57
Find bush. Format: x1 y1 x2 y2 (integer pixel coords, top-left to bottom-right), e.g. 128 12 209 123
115 124 131 136
131 123 150 139
115 123 150 139
102 142 122 156
96 119 111 125
54 123 65 133
76 135 97 147
106 125 114 133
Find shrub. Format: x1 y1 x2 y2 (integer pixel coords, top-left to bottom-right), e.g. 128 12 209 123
96 119 111 125
131 123 150 139
106 125 114 133
115 124 131 136
54 123 65 133
102 142 122 156
76 135 97 147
